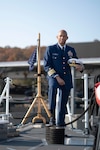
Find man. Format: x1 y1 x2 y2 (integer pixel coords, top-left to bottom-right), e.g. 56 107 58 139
44 30 84 126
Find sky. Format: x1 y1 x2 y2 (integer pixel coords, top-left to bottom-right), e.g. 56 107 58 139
0 0 100 48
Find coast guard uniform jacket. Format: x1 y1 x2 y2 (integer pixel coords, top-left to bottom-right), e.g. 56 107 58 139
44 43 78 89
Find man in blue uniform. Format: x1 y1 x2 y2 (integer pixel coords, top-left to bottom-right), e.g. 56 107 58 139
44 30 84 126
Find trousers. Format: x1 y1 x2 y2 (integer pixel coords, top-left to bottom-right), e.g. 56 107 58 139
48 85 70 126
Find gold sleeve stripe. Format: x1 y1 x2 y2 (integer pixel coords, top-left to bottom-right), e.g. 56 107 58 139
48 69 56 76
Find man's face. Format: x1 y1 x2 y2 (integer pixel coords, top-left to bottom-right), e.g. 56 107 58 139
57 31 68 46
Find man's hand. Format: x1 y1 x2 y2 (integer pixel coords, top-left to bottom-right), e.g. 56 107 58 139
75 64 84 72
55 76 65 86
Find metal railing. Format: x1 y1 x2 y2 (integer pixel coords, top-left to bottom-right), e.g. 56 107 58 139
0 77 12 121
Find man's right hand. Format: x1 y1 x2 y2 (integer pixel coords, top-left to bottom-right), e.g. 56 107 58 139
55 76 65 86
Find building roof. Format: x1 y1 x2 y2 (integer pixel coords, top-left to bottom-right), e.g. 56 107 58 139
68 41 100 58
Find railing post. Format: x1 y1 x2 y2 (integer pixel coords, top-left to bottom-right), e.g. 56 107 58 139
82 73 89 134
5 77 10 117
70 66 75 114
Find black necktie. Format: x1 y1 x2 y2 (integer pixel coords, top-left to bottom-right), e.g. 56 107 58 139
62 47 64 51
62 47 65 56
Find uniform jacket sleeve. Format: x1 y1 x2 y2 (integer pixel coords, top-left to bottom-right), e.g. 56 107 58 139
43 46 58 77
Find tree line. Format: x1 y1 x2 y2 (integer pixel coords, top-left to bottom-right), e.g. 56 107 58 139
0 46 46 61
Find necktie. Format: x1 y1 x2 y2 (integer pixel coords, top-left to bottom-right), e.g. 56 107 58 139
62 47 65 56
62 46 64 51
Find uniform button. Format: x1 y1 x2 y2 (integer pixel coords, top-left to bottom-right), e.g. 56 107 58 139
63 62 65 64
63 67 65 69
64 72 66 74
63 57 65 59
